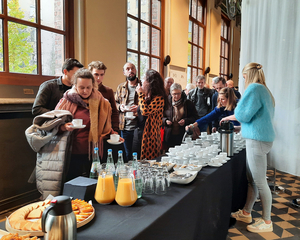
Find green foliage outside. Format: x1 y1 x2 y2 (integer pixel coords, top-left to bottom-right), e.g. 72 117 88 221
0 0 37 74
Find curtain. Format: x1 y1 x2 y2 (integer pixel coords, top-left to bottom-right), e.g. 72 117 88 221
239 0 300 176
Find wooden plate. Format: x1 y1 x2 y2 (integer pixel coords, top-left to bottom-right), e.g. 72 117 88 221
5 200 95 236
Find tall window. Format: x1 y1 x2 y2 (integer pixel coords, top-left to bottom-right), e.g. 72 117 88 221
127 0 163 79
220 15 230 79
0 0 73 85
187 0 206 84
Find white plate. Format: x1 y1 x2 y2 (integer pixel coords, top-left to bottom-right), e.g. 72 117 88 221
146 160 156 166
208 163 223 167
125 116 136 120
174 165 202 172
107 139 123 145
70 124 86 129
170 170 198 184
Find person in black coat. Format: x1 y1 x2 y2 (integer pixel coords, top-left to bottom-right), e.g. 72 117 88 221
162 83 198 148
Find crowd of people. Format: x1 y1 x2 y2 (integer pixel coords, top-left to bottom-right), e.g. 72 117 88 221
29 59 276 233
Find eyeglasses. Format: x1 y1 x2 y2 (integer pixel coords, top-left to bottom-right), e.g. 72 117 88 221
171 93 181 96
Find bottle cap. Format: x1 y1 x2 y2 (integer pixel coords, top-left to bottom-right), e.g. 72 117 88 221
118 150 123 154
94 147 99 151
108 149 112 152
133 152 137 156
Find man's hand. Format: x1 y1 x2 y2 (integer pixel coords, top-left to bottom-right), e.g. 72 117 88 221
166 120 172 125
178 119 185 126
130 105 138 113
60 122 74 132
120 104 127 112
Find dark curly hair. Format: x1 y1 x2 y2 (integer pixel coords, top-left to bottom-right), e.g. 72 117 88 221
143 69 169 109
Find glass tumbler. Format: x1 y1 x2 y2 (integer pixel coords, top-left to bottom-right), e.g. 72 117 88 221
155 174 167 195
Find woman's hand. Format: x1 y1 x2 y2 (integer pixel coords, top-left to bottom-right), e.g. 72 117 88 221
130 104 138 113
234 126 241 133
60 122 74 132
178 119 185 126
219 115 237 125
166 120 172 125
212 127 217 133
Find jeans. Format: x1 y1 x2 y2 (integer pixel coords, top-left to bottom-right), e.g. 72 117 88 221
121 130 134 162
244 139 273 221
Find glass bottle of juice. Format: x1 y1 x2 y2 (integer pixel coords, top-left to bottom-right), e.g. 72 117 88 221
114 150 124 190
89 147 101 179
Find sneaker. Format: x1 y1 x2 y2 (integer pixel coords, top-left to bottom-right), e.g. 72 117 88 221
247 218 273 233
231 209 252 223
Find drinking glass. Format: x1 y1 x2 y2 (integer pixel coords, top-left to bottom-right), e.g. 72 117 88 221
143 174 154 194
155 174 167 195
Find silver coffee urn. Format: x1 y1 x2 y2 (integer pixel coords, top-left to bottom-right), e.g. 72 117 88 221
42 196 77 240
219 121 234 157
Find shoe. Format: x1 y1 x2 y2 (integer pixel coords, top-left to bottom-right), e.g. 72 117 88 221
291 198 300 208
247 218 273 233
231 209 252 223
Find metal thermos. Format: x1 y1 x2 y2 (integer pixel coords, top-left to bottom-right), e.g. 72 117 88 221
42 196 77 240
218 121 234 157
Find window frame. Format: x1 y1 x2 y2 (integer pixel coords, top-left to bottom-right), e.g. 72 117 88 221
0 0 74 86
187 0 206 84
219 14 230 80
126 0 164 79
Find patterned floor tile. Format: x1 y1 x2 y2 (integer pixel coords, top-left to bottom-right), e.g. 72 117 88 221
227 170 300 240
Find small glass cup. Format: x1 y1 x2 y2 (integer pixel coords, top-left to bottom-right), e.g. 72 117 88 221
155 174 167 195
143 173 154 194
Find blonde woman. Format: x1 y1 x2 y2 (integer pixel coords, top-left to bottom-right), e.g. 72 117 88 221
186 87 240 133
220 63 275 233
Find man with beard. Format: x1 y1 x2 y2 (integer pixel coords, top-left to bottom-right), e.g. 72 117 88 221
115 62 142 161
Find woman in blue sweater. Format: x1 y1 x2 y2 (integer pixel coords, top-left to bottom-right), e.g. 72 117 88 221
185 87 240 133
221 63 275 233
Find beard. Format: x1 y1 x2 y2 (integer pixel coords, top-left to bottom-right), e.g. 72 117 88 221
127 74 136 81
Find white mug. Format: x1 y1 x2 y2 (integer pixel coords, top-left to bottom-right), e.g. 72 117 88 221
126 112 134 117
72 119 83 127
110 134 120 142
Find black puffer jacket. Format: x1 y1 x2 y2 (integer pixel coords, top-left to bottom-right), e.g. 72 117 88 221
187 87 213 118
162 92 198 147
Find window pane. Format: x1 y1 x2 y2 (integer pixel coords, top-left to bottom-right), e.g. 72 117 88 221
127 52 138 72
41 30 64 76
140 55 149 79
198 69 203 76
221 41 225 57
191 0 197 19
193 23 198 45
151 28 160 56
192 45 197 66
187 67 191 83
151 57 159 72
225 43 229 58
198 48 203 68
224 24 227 39
127 17 138 51
0 20 3 71
197 1 203 23
127 0 138 18
8 0 36 23
8 22 37 74
221 20 224 37
0 0 2 13
188 21 192 42
187 43 191 65
152 0 161 27
141 0 150 23
199 26 204 47
225 59 228 75
220 58 224 74
140 23 150 53
41 0 64 30
192 67 197 83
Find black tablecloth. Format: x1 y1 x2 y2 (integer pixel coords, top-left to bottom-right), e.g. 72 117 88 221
0 150 247 240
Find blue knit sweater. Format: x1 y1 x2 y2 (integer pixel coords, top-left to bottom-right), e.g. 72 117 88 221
235 83 275 142
196 106 240 128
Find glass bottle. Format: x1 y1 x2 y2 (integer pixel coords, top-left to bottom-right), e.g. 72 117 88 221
131 152 138 177
131 152 143 198
114 150 124 190
90 147 101 179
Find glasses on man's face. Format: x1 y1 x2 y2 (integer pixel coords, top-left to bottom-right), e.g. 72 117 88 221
171 93 181 96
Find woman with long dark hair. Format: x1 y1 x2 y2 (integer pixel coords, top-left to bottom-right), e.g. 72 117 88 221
132 69 168 160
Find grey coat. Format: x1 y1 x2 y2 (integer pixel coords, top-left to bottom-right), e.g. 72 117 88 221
25 110 73 199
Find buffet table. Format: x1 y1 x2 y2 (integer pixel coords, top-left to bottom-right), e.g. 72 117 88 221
0 149 247 240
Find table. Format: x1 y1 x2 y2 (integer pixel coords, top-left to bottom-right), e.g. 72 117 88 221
1 150 247 240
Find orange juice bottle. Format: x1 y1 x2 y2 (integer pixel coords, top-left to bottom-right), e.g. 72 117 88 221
95 172 116 204
115 171 137 207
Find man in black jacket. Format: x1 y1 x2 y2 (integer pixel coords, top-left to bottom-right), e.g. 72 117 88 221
32 58 83 116
187 75 212 132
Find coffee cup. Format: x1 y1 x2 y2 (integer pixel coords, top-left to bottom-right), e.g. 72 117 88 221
110 134 120 143
72 119 83 127
126 112 134 118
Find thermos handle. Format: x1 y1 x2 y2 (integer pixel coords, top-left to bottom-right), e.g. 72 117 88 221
41 204 55 233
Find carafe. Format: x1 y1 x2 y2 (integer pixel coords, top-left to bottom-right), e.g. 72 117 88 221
94 163 116 204
115 168 137 207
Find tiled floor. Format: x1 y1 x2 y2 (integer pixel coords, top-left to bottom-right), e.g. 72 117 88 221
227 170 300 240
